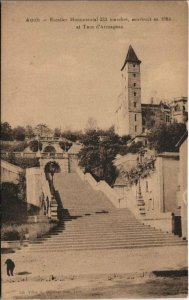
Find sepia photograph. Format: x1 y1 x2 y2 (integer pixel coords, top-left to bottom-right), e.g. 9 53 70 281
1 0 188 298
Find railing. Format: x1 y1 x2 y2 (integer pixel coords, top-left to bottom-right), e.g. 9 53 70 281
40 152 65 159
1 151 66 159
41 170 58 221
75 167 121 208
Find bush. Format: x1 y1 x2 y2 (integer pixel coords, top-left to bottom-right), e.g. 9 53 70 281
3 156 40 169
1 222 57 241
29 140 42 152
1 225 28 241
147 123 186 153
1 182 28 223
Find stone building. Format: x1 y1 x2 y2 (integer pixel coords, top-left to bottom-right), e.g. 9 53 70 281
170 97 188 124
115 45 187 137
113 152 181 233
142 102 171 132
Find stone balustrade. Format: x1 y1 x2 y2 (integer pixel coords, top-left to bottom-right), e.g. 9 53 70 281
75 167 121 208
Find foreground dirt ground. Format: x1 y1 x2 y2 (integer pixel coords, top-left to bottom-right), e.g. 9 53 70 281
2 272 188 299
1 245 188 299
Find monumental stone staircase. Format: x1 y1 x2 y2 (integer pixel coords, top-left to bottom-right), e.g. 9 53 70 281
28 173 187 252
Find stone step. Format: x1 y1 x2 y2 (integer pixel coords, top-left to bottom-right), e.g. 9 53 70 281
30 236 183 246
29 241 187 252
62 226 154 231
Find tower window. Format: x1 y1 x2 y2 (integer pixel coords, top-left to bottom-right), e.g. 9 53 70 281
135 125 137 132
146 181 149 192
134 102 136 108
133 64 135 67
134 83 136 86
166 115 170 123
133 74 136 77
135 114 137 121
134 92 136 96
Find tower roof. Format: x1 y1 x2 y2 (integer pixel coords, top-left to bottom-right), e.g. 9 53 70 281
121 45 141 71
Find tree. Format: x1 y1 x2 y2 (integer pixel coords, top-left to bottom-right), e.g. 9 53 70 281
85 117 98 132
13 126 26 141
25 125 35 139
62 130 83 142
54 128 61 138
34 124 51 137
147 123 186 153
1 122 13 141
29 140 42 152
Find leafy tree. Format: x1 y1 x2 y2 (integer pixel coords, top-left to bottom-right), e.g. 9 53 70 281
121 135 132 144
1 182 27 223
25 125 35 139
85 117 98 132
1 122 13 141
54 128 62 138
11 141 28 152
62 130 83 142
43 145 56 153
59 141 72 151
34 124 51 137
29 140 42 152
147 123 186 153
3 156 40 169
80 129 100 146
13 126 26 141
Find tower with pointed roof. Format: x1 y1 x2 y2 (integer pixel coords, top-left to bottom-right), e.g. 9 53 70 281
115 45 142 137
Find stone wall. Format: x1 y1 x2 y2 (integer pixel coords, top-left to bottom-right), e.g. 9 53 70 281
76 167 121 208
1 160 23 184
26 168 42 207
180 138 188 239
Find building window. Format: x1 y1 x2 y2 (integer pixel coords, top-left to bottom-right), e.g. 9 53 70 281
166 115 170 123
135 125 137 132
135 114 137 121
134 102 136 108
134 92 136 96
133 74 136 77
134 83 136 86
146 181 149 192
133 64 135 67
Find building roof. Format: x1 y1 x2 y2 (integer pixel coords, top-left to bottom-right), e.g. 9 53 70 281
121 45 141 71
141 103 170 110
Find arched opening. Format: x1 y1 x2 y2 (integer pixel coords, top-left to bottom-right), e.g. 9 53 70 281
44 161 61 174
43 145 56 153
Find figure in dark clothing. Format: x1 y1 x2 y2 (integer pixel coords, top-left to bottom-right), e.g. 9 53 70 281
5 259 15 276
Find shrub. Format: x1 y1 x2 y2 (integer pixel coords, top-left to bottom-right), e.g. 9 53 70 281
29 140 42 152
3 156 40 169
1 222 57 241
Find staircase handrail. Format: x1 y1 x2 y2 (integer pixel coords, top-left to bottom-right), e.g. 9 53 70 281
41 170 58 220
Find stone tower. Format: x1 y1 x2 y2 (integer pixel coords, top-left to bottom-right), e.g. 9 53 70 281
115 45 142 137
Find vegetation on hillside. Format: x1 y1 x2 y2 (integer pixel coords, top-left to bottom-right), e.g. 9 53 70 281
3 156 40 168
78 128 143 185
147 123 186 153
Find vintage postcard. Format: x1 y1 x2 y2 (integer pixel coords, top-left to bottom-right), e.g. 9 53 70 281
1 1 188 299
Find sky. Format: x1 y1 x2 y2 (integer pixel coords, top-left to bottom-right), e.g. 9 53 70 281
2 1 188 130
